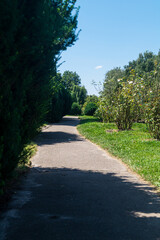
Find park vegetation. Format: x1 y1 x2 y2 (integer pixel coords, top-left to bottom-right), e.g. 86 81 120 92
78 116 160 189
78 51 160 189
47 70 88 118
0 0 80 195
96 51 160 140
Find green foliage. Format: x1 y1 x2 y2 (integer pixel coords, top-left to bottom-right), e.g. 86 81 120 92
100 51 160 137
95 97 115 123
18 142 37 165
84 102 97 116
97 67 124 123
114 72 145 130
61 71 87 106
82 95 98 115
124 51 156 76
103 67 124 102
62 71 81 91
47 74 72 123
78 116 160 189
85 95 99 104
145 78 160 140
71 85 87 105
71 102 81 115
0 0 79 192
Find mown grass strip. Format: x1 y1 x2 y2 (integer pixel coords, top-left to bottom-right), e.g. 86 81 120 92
77 116 160 189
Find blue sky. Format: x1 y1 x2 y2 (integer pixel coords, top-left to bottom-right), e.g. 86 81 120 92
58 0 160 95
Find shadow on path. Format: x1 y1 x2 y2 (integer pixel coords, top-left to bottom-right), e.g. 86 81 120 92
4 166 160 240
36 131 83 146
1 115 160 240
52 116 80 127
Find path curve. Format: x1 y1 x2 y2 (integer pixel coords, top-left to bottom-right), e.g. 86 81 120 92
0 116 160 240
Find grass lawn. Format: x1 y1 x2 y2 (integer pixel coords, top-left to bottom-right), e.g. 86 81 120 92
77 116 160 189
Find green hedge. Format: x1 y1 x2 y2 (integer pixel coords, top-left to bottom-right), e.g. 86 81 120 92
0 0 79 194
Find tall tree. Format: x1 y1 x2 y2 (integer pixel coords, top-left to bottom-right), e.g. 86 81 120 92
103 67 124 105
47 73 72 123
71 85 87 105
62 70 81 90
0 0 80 185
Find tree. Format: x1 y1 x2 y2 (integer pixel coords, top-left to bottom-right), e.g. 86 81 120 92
71 85 87 105
103 67 124 104
84 102 97 116
70 102 81 115
124 51 156 77
85 95 99 104
47 73 72 123
62 71 81 90
100 51 160 133
0 0 80 189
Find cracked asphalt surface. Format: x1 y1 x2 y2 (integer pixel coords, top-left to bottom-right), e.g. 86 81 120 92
0 116 160 240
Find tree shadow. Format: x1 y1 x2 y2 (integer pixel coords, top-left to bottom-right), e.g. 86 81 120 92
5 166 159 240
52 116 80 127
78 117 100 125
35 131 83 146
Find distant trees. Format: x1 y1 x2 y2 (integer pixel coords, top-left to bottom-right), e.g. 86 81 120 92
0 0 79 191
47 73 72 123
62 71 81 90
61 70 87 114
71 85 87 105
124 51 155 76
84 102 97 116
82 95 98 116
103 67 124 103
70 102 82 115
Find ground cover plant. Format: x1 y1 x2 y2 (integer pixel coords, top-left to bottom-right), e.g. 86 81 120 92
77 116 160 190
0 141 37 196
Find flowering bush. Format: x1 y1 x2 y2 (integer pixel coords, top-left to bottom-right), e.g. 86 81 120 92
115 72 145 130
145 81 160 140
95 97 115 122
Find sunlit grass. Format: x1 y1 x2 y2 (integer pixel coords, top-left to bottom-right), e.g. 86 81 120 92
77 116 160 189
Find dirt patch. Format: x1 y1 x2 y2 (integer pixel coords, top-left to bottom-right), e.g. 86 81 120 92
106 129 119 133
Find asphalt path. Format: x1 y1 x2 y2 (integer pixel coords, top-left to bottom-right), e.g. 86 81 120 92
0 116 160 240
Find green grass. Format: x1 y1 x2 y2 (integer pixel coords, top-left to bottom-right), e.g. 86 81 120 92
77 116 160 189
17 142 37 169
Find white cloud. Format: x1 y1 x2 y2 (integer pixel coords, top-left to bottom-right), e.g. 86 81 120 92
95 65 103 70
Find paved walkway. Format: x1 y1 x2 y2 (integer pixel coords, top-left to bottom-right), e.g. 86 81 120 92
0 116 160 240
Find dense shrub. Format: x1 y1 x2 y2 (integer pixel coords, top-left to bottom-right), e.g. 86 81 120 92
0 0 79 194
84 102 97 116
91 51 160 137
47 83 72 122
145 88 160 140
95 97 115 122
71 102 81 115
